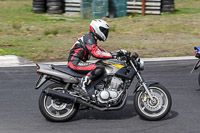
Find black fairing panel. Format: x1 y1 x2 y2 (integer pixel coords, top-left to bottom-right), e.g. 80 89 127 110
51 65 85 78
115 67 136 80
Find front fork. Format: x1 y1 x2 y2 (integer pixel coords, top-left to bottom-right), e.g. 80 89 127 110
130 60 154 101
135 73 155 101
141 82 153 100
135 80 160 101
190 59 200 74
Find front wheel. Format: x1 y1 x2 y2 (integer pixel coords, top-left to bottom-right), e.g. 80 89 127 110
39 83 79 122
134 84 172 121
198 72 200 87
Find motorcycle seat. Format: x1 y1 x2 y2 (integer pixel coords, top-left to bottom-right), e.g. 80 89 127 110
51 65 85 78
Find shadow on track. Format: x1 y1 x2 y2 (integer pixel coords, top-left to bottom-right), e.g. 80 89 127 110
71 107 178 122
162 110 179 120
71 104 137 121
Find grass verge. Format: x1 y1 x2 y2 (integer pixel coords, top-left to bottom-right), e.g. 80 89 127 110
0 0 200 62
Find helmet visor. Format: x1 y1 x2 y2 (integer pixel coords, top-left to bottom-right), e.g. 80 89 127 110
99 27 109 40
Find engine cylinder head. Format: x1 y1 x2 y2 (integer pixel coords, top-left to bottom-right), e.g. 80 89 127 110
110 76 123 89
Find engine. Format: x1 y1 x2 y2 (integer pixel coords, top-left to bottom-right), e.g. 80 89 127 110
95 76 124 104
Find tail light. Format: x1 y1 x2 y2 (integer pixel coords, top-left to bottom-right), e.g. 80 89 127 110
36 63 41 74
36 67 40 74
195 51 200 58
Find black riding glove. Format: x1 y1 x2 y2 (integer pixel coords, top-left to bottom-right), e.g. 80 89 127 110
110 52 118 59
116 49 128 55
132 52 139 60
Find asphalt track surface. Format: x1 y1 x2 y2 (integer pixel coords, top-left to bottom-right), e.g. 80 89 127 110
0 60 200 133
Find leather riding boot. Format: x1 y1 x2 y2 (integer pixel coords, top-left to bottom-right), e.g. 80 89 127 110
78 76 91 95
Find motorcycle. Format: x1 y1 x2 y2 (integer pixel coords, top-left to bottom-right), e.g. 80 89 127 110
35 51 172 122
191 47 200 87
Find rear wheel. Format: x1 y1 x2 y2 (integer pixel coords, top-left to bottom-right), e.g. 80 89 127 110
134 84 172 121
39 83 79 122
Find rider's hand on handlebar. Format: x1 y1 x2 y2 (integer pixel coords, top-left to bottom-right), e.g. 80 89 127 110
132 52 139 60
111 49 128 59
116 49 128 56
110 52 118 59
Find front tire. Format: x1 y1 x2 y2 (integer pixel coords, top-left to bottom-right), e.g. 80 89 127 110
134 84 172 121
198 72 200 87
39 83 79 122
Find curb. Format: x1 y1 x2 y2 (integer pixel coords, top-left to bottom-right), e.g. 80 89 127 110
0 55 32 67
0 55 197 67
143 56 196 61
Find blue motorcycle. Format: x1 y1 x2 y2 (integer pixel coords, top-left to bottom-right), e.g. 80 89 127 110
191 47 200 86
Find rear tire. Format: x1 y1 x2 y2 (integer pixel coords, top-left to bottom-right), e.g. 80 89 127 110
39 83 79 122
47 6 63 10
33 2 45 5
32 7 46 13
134 84 172 121
33 0 45 2
47 0 63 2
47 2 63 6
47 10 63 14
32 5 46 8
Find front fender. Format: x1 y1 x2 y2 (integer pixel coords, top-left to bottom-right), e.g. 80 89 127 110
134 80 159 94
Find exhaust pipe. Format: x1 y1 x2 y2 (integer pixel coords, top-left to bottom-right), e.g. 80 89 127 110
44 89 127 111
44 89 103 110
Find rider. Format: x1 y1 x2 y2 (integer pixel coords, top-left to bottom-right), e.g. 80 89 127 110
68 19 124 95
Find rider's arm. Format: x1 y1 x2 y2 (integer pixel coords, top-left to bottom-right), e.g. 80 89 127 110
86 43 112 59
98 46 106 52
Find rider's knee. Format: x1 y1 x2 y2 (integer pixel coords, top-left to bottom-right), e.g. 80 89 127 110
90 67 105 80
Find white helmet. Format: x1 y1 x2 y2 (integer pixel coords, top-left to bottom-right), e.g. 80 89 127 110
89 19 109 41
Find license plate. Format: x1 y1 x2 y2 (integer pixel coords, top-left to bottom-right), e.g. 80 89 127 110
35 74 47 89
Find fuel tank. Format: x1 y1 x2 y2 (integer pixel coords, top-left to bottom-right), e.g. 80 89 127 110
101 59 125 75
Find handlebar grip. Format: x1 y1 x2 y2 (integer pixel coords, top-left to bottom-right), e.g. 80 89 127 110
110 52 118 59
132 52 139 59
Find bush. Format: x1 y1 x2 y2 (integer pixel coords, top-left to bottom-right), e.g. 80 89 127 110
12 22 22 30
44 29 59 36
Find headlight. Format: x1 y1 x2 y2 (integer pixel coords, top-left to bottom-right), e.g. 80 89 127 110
138 58 144 70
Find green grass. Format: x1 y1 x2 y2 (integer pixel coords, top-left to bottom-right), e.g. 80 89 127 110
0 0 200 62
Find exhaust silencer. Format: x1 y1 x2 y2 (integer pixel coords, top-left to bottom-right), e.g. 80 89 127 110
44 89 77 103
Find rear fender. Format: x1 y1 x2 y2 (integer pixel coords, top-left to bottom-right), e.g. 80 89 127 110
35 74 49 89
134 80 159 94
